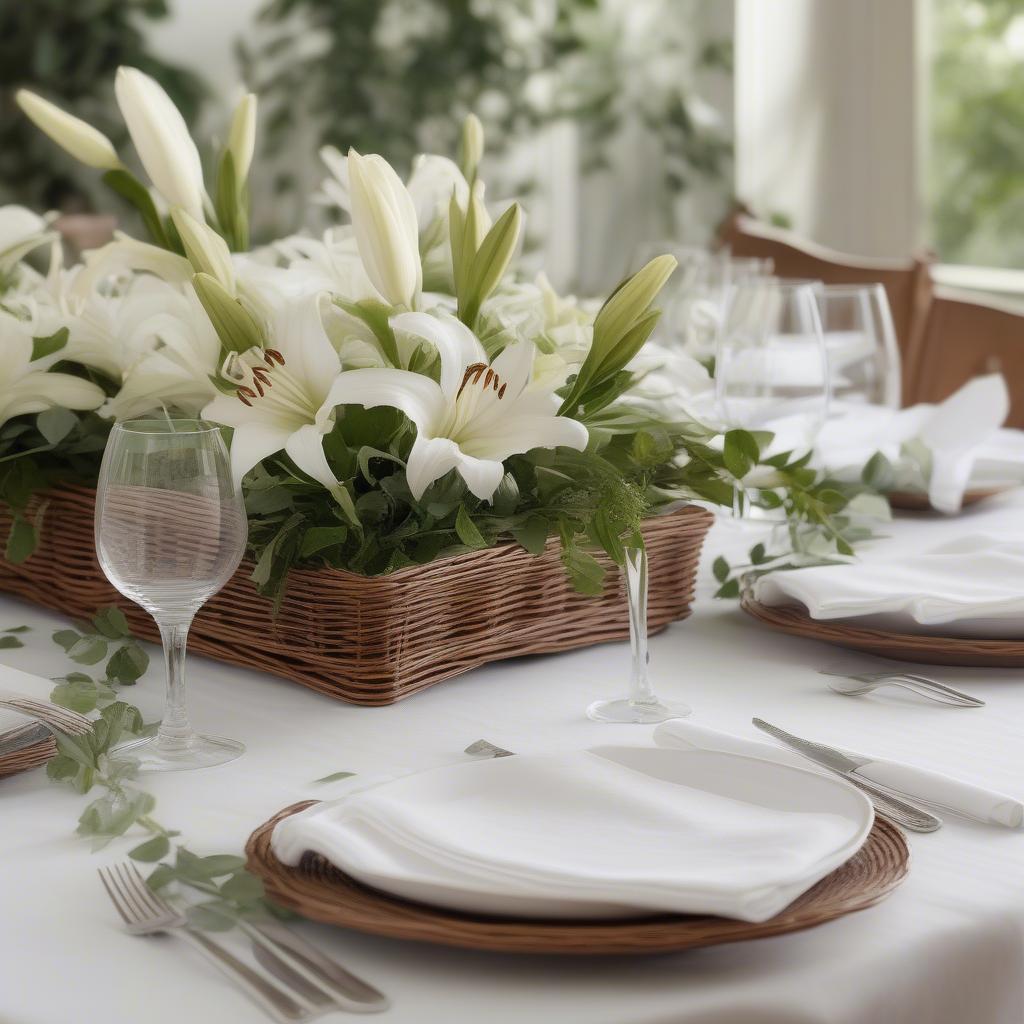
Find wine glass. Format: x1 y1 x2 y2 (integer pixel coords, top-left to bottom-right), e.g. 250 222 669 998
94 419 247 771
586 542 691 724
715 280 830 517
815 284 901 409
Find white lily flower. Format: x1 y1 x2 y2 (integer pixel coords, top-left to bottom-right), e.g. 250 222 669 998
15 90 122 171
0 205 56 276
71 235 194 301
170 208 235 292
202 291 348 499
325 311 588 502
346 149 422 308
0 329 105 428
115 67 206 221
227 94 257 183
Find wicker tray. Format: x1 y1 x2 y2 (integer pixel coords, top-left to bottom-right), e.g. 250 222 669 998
0 729 55 780
888 487 1009 512
245 801 909 956
742 595 1024 668
0 485 714 706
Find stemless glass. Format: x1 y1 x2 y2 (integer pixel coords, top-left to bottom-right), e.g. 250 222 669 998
586 543 691 724
814 284 901 409
715 280 830 517
95 419 247 771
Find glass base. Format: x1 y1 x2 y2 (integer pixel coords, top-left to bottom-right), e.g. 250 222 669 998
116 733 245 772
586 697 692 724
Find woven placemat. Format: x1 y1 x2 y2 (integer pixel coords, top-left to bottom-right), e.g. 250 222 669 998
742 595 1024 668
245 801 909 955
0 733 56 780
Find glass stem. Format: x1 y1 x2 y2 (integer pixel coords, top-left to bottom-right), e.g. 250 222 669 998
156 621 195 751
625 544 654 706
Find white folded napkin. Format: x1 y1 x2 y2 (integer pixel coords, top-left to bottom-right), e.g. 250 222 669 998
272 747 871 922
654 720 1023 829
816 375 1019 513
753 533 1024 639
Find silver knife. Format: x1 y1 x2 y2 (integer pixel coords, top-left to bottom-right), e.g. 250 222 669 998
752 718 942 833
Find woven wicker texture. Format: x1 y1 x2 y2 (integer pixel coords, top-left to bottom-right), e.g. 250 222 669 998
245 801 909 955
0 485 713 705
742 595 1024 668
0 732 55 780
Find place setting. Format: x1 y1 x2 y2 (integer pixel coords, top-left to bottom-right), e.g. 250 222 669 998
1 10 1024 1023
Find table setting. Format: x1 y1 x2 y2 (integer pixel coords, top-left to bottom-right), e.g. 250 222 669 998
1 63 1023 1024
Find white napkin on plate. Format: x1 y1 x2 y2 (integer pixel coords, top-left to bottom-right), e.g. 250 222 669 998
816 375 1020 513
753 533 1024 639
654 720 1023 829
272 747 871 922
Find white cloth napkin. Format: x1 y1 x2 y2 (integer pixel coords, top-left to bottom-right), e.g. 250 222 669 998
271 747 870 922
816 375 1020 513
654 720 1023 829
752 533 1024 638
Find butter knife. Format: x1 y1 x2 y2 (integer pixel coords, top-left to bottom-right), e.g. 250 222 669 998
751 719 942 833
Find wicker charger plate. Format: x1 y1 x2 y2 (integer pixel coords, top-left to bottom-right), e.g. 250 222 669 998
742 595 1024 668
887 487 1009 512
246 801 909 955
0 728 56 780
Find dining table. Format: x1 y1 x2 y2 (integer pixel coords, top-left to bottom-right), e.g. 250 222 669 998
2 491 1023 1024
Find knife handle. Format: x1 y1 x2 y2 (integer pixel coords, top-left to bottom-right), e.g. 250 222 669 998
856 761 1023 828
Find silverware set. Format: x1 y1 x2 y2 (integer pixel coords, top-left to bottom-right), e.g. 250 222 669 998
98 863 388 1019
0 691 93 736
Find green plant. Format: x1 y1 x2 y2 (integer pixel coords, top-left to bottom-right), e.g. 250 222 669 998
0 1 206 213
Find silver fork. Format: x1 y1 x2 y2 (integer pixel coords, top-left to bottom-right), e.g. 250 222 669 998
98 863 313 1023
0 692 92 735
819 670 984 707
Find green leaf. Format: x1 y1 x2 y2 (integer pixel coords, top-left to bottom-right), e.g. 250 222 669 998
92 606 130 639
176 849 247 881
861 451 894 491
30 327 69 362
50 675 113 714
455 505 487 549
560 538 605 596
219 870 265 905
722 429 760 480
312 770 356 784
36 407 78 445
66 636 108 665
750 543 768 565
299 526 348 559
129 835 171 862
715 578 741 599
511 515 549 556
106 644 149 685
146 864 178 890
3 625 29 634
0 635 23 649
5 515 37 565
45 754 79 782
712 556 730 582
52 629 81 651
186 904 237 932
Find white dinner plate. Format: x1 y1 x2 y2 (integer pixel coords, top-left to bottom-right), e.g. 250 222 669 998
271 746 873 922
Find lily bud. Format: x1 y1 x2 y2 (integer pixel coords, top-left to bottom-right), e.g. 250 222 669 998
469 181 491 249
347 148 422 309
115 66 205 221
16 90 122 171
171 208 235 293
192 272 263 354
227 94 257 185
458 113 484 180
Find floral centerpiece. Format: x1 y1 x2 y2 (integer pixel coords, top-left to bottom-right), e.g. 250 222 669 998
0 69 863 700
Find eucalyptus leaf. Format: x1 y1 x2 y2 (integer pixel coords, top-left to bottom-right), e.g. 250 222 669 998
0 635 23 649
129 834 171 862
312 770 356 784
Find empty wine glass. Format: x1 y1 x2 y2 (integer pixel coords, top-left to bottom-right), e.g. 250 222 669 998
95 419 247 771
715 280 830 517
815 284 901 409
586 542 691 724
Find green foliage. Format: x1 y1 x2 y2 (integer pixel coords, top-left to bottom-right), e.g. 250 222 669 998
930 0 1024 266
0 1 205 215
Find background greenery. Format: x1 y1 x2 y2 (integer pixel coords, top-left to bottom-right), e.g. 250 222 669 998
930 0 1024 267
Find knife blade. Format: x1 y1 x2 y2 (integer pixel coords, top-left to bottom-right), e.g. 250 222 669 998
752 718 943 833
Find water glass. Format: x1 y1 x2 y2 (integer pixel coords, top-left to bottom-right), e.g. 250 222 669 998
94 419 247 771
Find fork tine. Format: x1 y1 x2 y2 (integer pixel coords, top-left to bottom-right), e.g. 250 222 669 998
125 863 172 916
1 697 92 735
115 863 162 921
98 867 133 925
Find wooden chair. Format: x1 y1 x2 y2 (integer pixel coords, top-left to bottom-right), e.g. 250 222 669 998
906 288 1024 428
718 211 933 401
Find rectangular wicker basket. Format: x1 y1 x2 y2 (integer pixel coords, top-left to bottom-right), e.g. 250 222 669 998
0 484 714 705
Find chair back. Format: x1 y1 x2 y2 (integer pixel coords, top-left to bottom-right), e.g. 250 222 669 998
906 288 1024 428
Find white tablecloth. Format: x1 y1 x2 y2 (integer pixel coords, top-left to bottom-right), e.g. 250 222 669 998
2 495 1024 1024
